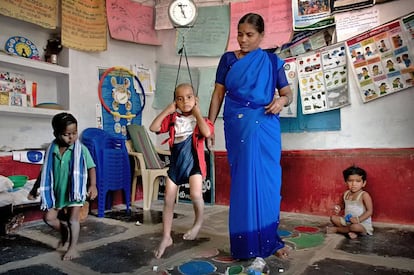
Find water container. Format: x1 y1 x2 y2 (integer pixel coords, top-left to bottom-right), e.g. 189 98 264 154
12 150 45 164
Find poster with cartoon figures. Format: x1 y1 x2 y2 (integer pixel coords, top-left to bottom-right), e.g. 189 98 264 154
347 17 414 103
297 42 349 114
280 57 298 117
98 68 145 138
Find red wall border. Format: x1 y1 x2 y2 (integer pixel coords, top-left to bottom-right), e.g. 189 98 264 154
213 148 414 225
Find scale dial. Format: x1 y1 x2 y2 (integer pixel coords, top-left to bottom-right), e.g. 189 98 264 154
168 0 198 27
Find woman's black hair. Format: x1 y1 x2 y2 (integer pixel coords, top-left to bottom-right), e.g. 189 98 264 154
238 13 264 34
52 112 77 138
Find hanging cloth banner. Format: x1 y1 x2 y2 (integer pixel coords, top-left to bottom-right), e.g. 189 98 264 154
0 0 57 29
61 0 107 51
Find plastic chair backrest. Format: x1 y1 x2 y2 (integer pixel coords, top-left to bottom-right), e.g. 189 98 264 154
127 124 165 169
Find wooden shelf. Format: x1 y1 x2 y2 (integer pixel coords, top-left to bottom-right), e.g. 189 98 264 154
0 105 66 118
0 52 69 75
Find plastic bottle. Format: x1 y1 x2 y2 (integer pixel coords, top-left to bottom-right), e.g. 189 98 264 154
345 213 352 223
12 150 45 164
246 257 267 274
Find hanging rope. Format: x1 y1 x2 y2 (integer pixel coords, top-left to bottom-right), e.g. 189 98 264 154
174 32 196 96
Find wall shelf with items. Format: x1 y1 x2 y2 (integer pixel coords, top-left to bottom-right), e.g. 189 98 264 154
0 14 70 119
0 52 70 117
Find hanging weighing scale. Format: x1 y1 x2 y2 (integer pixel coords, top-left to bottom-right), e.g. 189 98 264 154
168 0 198 94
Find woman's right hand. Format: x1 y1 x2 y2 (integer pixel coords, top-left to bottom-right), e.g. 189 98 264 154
206 133 215 150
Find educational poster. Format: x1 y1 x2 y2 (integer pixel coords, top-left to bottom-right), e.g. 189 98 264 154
98 68 144 138
278 26 336 59
106 0 160 46
297 42 349 114
346 18 414 103
280 58 298 117
0 0 57 29
61 0 107 51
292 0 335 31
131 65 155 94
229 0 293 50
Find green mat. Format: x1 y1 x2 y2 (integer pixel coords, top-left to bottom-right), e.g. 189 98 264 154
288 233 325 249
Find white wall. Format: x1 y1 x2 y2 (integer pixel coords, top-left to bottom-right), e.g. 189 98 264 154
0 0 413 152
283 0 414 150
191 0 414 151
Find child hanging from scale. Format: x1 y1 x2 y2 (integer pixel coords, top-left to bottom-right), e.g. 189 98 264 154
38 112 97 260
327 165 373 239
150 83 214 259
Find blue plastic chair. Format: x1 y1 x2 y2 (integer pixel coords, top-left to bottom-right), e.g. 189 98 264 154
81 128 131 217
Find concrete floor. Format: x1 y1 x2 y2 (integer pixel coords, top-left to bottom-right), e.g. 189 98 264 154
1 201 413 275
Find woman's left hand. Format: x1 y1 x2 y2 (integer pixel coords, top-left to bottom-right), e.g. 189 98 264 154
264 96 286 114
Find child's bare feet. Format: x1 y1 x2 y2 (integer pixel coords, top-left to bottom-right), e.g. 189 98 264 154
62 248 79 261
326 226 337 234
183 225 201 240
154 236 173 259
348 232 358 239
27 194 37 200
56 241 69 251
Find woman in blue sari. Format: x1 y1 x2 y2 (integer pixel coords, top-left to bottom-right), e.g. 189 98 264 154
208 13 293 260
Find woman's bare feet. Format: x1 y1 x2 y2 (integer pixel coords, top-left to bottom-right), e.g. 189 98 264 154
63 248 79 261
348 232 358 239
183 225 201 240
275 246 290 259
154 236 173 259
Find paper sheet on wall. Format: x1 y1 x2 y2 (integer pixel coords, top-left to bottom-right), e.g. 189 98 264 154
0 0 57 29
153 64 199 110
292 0 335 31
154 1 174 30
197 66 217 117
154 65 216 116
227 0 293 51
131 65 155 94
175 5 230 57
61 0 107 51
335 7 380 41
106 0 161 46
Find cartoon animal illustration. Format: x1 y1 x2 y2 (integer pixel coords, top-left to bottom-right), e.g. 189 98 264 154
111 76 131 105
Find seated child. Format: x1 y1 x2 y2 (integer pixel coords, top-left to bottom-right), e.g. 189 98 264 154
327 165 373 239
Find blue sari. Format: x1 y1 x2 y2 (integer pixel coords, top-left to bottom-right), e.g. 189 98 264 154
218 48 286 259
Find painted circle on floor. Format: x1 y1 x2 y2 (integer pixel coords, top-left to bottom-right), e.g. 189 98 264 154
226 265 244 274
294 226 320 233
178 260 217 275
278 229 292 237
195 248 219 258
212 255 238 263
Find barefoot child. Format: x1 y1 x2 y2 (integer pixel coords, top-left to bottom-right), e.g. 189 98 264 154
150 83 214 259
327 165 373 239
39 112 97 260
